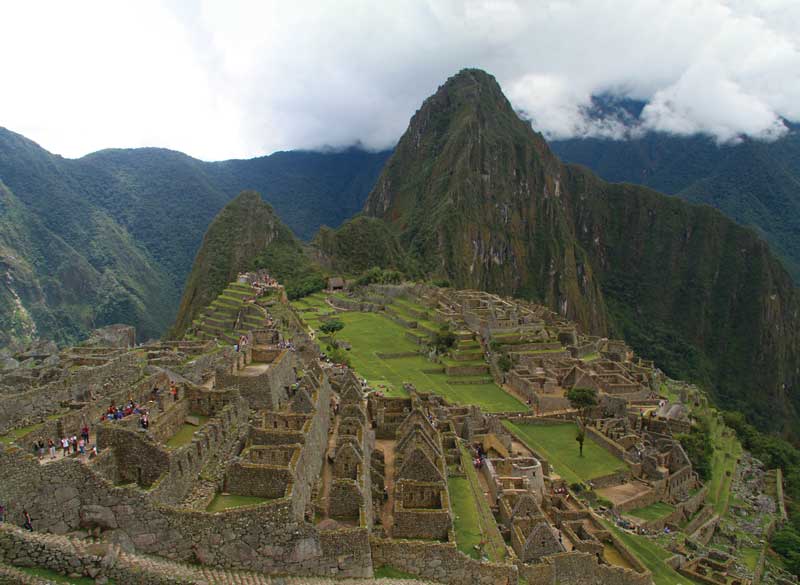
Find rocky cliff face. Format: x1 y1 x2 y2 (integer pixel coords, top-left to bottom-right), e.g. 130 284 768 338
360 69 800 435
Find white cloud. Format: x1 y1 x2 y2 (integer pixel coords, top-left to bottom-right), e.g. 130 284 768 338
0 0 799 159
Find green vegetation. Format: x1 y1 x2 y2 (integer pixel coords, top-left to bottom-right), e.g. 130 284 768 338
552 117 800 282
627 501 675 521
319 319 345 344
503 421 626 485
292 301 525 411
206 494 268 512
0 421 44 445
373 566 419 579
722 410 800 575
0 128 388 346
172 191 328 336
314 216 412 276
448 477 484 559
457 445 506 561
676 416 713 481
165 416 209 449
600 519 696 585
566 387 598 457
15 565 110 584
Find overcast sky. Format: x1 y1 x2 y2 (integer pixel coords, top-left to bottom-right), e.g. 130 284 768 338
1 0 799 160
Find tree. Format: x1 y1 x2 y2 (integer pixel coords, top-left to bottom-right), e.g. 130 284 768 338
575 426 587 457
497 353 513 373
320 319 345 347
567 387 598 457
432 326 456 353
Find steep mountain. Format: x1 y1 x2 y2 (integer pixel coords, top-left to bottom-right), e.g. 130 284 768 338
0 127 388 346
170 191 321 337
550 113 800 281
312 216 411 275
341 68 800 435
363 70 609 333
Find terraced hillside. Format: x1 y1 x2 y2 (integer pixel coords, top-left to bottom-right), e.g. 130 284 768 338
187 281 273 344
291 291 526 412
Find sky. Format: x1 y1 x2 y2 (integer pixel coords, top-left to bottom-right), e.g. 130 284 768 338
1 0 799 161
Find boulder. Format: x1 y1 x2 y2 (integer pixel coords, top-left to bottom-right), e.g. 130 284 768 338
80 505 118 530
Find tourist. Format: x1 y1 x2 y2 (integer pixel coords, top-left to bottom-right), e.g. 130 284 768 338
22 509 32 531
71 436 78 454
0 503 5 523
170 383 179 402
78 437 85 456
48 439 56 460
81 424 90 445
36 439 45 460
89 445 98 459
61 437 69 457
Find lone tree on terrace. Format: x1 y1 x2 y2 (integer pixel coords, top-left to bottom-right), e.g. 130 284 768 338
320 319 345 347
567 386 598 457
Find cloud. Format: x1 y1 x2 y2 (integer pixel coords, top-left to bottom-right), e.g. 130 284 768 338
1 0 799 159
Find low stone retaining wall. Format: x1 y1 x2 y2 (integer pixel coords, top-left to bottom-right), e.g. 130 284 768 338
586 426 627 461
370 537 516 585
375 352 420 359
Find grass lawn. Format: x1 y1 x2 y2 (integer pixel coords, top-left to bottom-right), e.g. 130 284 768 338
165 415 209 449
503 421 626 485
297 308 526 412
457 445 506 561
600 520 696 585
449 477 484 559
206 494 268 512
0 422 44 445
373 565 419 579
16 566 110 584
628 501 675 521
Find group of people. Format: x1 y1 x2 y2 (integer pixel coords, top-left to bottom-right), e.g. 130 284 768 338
277 340 296 351
32 424 96 461
472 442 487 469
102 399 147 423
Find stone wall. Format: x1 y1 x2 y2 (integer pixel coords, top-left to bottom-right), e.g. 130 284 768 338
371 537 517 585
518 551 651 585
0 351 147 434
0 443 370 576
224 461 294 498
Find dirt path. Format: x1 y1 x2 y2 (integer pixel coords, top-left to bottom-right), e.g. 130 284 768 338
376 438 397 535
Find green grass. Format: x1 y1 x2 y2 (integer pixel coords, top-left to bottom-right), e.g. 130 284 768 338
165 416 209 449
448 477 484 559
0 422 45 445
503 421 626 485
705 412 742 515
206 494 268 512
16 566 110 584
298 308 526 412
457 445 506 561
600 519 696 585
373 566 419 579
739 547 761 571
627 501 675 521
